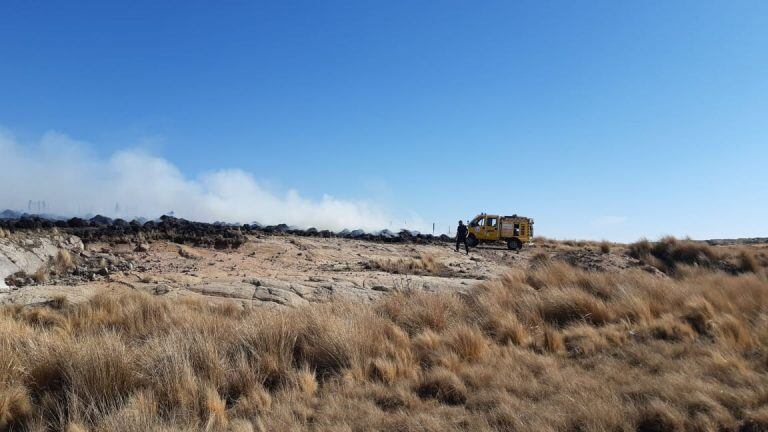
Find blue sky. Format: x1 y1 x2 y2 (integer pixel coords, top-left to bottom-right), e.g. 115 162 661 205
1 1 766 241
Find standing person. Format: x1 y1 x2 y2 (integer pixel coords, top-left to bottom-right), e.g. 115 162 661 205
456 220 469 254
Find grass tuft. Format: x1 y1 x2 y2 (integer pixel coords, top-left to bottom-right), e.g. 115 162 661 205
54 250 75 274
416 368 467 405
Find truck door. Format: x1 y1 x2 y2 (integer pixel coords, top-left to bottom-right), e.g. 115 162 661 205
469 216 485 239
485 217 499 240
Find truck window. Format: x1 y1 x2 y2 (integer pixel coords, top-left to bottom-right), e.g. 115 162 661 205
486 217 497 227
470 217 483 227
514 223 520 236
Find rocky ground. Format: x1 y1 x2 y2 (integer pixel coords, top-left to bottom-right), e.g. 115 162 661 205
5 222 764 309
0 233 492 306
0 228 650 308
0 231 84 291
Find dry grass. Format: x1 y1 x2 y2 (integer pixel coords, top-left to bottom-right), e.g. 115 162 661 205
562 239 593 248
738 250 761 273
1 259 768 431
628 236 718 271
179 245 202 260
31 266 49 283
54 250 76 274
628 236 768 277
369 252 452 277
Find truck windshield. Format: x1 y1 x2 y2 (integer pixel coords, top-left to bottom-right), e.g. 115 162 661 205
470 217 483 227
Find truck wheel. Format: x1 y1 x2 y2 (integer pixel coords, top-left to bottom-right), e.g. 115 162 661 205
467 235 478 247
507 239 522 250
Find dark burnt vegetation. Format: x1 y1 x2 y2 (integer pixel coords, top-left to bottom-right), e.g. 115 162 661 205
0 214 453 250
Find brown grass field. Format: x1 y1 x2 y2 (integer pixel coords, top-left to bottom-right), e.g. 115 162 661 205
2 238 768 431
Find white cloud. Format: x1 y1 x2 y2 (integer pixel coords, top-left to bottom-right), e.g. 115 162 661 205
0 129 420 232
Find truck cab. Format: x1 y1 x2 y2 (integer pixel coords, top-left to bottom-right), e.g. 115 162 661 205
467 213 533 250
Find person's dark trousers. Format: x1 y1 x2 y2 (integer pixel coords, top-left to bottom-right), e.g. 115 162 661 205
456 238 469 254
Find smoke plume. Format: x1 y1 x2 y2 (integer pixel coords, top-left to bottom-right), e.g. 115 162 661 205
0 129 412 232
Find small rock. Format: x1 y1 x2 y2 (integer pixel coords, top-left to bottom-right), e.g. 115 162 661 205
134 243 150 252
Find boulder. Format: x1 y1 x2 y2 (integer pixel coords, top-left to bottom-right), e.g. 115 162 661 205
89 215 113 226
67 217 89 228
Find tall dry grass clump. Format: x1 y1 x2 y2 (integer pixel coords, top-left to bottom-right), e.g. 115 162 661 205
628 236 716 270
31 266 49 283
738 249 761 273
628 237 767 277
54 250 75 274
1 256 768 431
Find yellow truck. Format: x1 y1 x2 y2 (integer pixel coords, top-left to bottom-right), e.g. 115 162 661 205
466 213 534 250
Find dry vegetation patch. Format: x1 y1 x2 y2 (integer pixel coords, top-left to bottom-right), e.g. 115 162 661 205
368 253 453 277
1 257 768 431
627 236 768 276
178 245 202 260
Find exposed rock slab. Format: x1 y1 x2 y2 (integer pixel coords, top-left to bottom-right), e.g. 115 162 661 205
252 286 309 307
1 233 83 292
187 281 255 300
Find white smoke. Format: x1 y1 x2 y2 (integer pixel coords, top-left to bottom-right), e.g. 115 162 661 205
0 129 421 232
